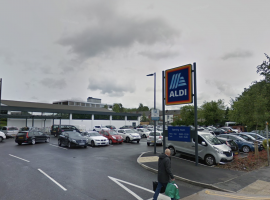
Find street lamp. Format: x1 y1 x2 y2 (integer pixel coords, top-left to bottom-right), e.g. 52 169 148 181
147 73 157 154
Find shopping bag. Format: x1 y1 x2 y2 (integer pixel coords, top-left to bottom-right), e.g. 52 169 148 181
152 181 165 193
165 181 180 199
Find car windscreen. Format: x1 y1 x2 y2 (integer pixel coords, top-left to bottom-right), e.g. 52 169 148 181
125 130 134 133
68 132 82 137
202 134 222 145
89 132 100 136
17 132 27 136
109 130 118 135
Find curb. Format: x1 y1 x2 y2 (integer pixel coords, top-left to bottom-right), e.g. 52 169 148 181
137 152 233 193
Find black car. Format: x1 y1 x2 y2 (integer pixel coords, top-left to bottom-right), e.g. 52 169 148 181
217 137 239 154
15 131 50 145
58 131 88 148
213 128 228 135
51 125 81 137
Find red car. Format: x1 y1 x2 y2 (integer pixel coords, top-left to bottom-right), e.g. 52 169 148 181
99 129 123 144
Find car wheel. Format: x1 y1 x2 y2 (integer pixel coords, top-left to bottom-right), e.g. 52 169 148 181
45 138 50 143
143 134 146 138
126 137 130 143
31 139 35 145
147 142 150 146
18 142 22 145
0 137 3 142
58 140 61 146
242 145 250 153
137 140 140 143
91 140 95 147
109 139 113 145
68 142 72 149
205 155 215 166
169 146 176 156
84 145 87 148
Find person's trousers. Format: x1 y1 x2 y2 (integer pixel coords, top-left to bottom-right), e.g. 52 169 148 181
153 182 175 200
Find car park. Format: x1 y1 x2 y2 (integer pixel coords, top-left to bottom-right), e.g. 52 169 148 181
147 131 163 146
116 129 141 143
58 131 88 148
92 125 107 132
220 127 236 133
166 131 233 166
136 128 151 138
105 125 116 130
0 131 6 142
119 125 134 129
51 125 81 137
213 128 228 135
99 129 123 144
242 132 266 141
232 133 264 150
81 131 109 147
15 130 50 145
217 137 239 155
0 126 19 138
218 134 255 153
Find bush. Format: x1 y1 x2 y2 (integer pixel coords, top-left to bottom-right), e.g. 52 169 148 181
262 139 270 150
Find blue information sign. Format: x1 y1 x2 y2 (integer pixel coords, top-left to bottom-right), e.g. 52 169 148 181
168 126 191 142
165 64 193 105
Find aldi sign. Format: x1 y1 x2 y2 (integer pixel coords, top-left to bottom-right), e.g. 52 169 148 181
165 64 193 105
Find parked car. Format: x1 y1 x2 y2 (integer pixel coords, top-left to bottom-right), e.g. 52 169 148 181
213 128 228 135
15 131 50 145
119 125 134 129
166 131 233 166
242 132 266 141
19 127 40 132
99 129 123 144
92 125 107 132
105 125 116 130
217 137 239 155
218 134 255 153
0 126 19 138
136 128 151 138
232 133 264 150
58 131 88 148
51 125 81 137
81 131 109 147
116 129 141 143
0 131 6 142
147 131 163 146
220 127 236 133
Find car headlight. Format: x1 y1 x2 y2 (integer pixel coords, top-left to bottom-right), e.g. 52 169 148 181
112 136 116 139
120 136 123 139
214 147 223 154
72 139 77 143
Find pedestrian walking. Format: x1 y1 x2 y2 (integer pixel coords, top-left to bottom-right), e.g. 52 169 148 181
153 148 175 200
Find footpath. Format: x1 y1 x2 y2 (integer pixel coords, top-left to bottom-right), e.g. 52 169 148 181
137 151 270 200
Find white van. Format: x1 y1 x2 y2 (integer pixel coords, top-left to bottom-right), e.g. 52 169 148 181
166 131 233 166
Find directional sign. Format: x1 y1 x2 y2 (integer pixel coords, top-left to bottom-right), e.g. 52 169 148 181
168 126 191 142
165 64 192 105
151 109 159 121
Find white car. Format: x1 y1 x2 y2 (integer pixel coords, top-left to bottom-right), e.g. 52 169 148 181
147 131 163 146
0 131 6 142
116 129 141 143
82 131 109 147
92 125 107 132
136 128 151 138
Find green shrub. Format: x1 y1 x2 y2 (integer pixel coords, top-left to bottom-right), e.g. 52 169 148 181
262 139 270 150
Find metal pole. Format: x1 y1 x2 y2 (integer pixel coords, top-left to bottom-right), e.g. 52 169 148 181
266 122 269 166
154 72 156 154
0 78 2 123
162 71 166 153
193 62 198 166
26 118 27 127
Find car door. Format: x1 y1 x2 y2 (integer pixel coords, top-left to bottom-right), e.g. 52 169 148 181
118 130 125 140
33 131 41 142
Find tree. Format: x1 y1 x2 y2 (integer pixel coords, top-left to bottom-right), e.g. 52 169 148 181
140 113 149 122
171 105 194 126
112 103 125 113
138 103 149 111
200 99 225 126
257 53 270 82
103 104 108 109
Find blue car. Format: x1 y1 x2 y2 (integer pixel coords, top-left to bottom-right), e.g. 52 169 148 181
232 133 264 150
218 134 255 153
242 132 266 142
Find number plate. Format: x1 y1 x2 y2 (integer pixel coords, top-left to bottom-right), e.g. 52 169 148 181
79 143 85 145
19 137 23 139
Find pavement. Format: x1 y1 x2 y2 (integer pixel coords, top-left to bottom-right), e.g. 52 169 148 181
137 151 270 200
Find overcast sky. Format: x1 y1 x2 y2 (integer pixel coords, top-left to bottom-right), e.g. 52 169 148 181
0 0 269 110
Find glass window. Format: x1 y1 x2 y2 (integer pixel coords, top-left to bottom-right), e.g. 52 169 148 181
17 132 27 136
2 127 7 130
202 134 222 145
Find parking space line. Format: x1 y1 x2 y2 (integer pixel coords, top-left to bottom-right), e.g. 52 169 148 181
9 154 30 162
38 169 67 191
49 144 68 150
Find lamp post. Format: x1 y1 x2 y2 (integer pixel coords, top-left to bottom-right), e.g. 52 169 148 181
147 73 156 154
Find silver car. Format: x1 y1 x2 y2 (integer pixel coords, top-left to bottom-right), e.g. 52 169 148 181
1 126 19 138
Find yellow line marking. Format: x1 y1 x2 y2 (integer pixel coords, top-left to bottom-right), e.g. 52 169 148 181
205 190 270 200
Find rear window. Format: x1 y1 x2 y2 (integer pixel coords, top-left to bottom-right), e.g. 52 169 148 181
17 132 27 136
149 132 162 136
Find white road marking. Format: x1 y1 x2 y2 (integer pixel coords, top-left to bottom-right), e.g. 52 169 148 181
38 169 67 191
9 154 30 162
50 144 68 150
108 176 170 200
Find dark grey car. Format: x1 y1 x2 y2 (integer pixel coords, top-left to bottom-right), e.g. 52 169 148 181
58 131 88 148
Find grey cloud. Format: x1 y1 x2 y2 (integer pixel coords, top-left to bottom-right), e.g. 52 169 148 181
206 80 236 97
139 50 179 60
87 78 136 97
58 3 179 59
40 78 67 89
221 50 253 60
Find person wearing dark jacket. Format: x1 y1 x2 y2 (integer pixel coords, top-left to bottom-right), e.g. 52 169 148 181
153 148 175 200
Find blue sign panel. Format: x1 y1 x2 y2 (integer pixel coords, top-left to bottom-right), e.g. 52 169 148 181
165 64 192 105
168 126 191 142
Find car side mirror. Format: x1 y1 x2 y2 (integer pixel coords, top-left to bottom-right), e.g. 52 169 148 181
201 141 206 146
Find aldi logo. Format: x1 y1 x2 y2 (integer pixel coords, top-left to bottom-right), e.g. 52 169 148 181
165 64 193 105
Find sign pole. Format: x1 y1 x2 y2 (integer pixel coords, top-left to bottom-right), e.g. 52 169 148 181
154 72 156 154
162 71 166 153
0 78 2 120
193 63 198 166
266 122 269 166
